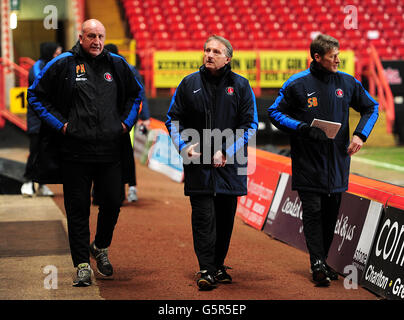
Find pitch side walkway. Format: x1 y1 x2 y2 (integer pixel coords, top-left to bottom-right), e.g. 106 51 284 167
0 148 379 301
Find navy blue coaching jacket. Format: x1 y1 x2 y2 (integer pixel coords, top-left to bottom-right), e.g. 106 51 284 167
268 61 378 193
166 64 258 196
27 42 143 183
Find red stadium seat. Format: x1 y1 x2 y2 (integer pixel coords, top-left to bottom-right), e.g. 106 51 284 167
122 0 403 58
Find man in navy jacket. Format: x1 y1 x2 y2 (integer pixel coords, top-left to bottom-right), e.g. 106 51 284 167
166 35 258 290
268 34 378 286
21 42 62 197
28 19 142 287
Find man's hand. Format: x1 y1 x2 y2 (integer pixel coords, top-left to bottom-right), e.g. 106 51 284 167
61 122 68 135
185 143 201 160
213 150 227 168
299 124 328 141
347 135 363 156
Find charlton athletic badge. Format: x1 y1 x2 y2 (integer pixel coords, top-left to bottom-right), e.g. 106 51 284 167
104 72 113 82
335 88 344 98
226 87 234 95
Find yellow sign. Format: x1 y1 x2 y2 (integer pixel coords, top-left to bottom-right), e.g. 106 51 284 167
9 87 28 114
338 50 355 76
259 51 309 87
153 50 355 89
154 51 202 88
231 51 258 87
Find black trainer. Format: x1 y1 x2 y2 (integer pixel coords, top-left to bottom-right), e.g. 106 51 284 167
215 265 232 284
73 263 92 287
311 259 331 287
196 270 217 291
89 241 113 277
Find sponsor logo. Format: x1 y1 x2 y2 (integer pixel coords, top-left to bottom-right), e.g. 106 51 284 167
336 88 344 98
307 91 316 96
391 277 404 299
334 214 356 251
307 97 318 108
375 218 404 266
364 264 389 290
193 88 201 94
104 72 113 82
281 196 303 220
353 247 368 271
226 87 234 95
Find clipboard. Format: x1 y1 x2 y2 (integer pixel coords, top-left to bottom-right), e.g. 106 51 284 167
310 118 341 139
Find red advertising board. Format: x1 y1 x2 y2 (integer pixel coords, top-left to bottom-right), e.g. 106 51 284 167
236 163 280 230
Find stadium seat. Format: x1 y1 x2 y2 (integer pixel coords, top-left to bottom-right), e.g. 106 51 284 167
123 0 403 59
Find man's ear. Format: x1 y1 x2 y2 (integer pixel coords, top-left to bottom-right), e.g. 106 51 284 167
225 57 231 65
314 53 321 62
79 34 83 44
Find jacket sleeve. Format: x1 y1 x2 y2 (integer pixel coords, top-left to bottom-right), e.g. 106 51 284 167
267 81 305 134
27 54 70 131
120 60 143 129
131 66 150 121
350 78 379 142
224 82 258 158
165 79 189 154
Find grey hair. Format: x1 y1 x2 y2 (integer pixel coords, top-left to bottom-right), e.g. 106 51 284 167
204 35 233 58
310 34 339 59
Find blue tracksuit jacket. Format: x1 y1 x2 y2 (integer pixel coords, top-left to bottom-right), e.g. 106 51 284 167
268 61 378 193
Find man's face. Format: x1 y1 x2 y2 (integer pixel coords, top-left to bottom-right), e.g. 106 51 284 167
203 40 231 74
79 21 105 57
315 47 340 73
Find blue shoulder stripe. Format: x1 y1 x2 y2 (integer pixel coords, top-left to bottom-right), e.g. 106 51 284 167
281 68 311 90
267 69 310 131
338 71 379 137
29 52 73 91
27 52 73 131
110 53 143 128
165 78 187 152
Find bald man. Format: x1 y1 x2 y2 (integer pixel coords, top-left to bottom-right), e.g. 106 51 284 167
28 19 144 286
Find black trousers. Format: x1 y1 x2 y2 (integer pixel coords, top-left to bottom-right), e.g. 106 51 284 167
189 194 238 274
298 191 342 266
23 133 40 181
62 160 122 267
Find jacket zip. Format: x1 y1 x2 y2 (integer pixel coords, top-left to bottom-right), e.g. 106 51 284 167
210 85 217 197
328 139 332 193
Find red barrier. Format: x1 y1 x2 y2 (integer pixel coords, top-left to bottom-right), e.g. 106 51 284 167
386 195 404 211
149 119 404 208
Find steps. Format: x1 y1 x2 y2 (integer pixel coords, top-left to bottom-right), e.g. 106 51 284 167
85 0 126 40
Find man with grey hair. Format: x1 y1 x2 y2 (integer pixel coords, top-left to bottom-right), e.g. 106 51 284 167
268 34 378 286
28 19 143 287
166 35 258 290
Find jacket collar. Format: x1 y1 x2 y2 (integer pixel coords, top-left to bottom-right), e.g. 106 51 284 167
310 60 336 83
200 63 231 84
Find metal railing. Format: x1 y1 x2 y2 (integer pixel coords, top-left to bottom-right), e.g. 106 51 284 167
0 57 28 131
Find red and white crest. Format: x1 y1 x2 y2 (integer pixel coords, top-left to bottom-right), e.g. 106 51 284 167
335 88 344 98
226 87 234 95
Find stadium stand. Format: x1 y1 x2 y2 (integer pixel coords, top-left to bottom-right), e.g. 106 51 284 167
122 0 404 59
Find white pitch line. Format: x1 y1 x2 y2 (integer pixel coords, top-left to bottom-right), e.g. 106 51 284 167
352 157 404 172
